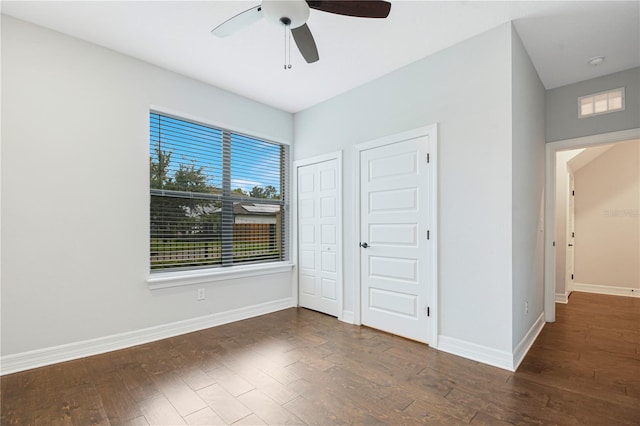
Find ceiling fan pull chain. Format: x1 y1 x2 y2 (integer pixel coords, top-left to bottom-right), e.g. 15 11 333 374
283 23 287 70
287 25 292 69
283 22 292 70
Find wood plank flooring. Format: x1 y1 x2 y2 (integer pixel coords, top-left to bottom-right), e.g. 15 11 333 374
2 292 639 425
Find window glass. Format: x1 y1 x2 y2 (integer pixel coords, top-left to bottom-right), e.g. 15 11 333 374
149 112 288 272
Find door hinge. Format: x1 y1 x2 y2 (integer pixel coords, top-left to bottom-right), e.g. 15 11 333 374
427 230 430 240
572 190 575 196
427 153 430 163
572 232 575 238
427 306 430 317
571 274 574 280
553 241 556 247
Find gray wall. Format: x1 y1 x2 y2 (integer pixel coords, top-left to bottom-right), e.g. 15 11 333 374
295 23 516 356
1 16 294 357
510 27 545 349
546 67 640 142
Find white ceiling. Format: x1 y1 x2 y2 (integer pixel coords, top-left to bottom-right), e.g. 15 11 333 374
2 1 639 113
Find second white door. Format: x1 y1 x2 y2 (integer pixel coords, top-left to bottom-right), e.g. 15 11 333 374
359 135 433 343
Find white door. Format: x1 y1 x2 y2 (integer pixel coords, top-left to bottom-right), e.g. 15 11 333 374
566 172 575 292
297 159 340 317
359 135 433 343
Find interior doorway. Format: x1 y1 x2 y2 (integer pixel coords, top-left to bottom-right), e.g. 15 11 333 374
544 128 640 322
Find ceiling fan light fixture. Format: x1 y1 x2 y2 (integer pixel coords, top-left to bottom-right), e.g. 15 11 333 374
211 0 392 65
262 0 310 28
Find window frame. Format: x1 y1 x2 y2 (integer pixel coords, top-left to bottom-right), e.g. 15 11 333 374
147 109 292 288
577 87 625 118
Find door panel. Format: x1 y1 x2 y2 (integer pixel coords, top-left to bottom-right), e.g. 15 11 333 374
360 136 431 343
369 151 417 179
369 256 418 282
320 168 336 190
321 251 336 272
299 250 315 269
299 224 315 243
369 188 418 212
320 197 335 217
297 159 340 317
300 274 315 295
370 224 418 246
299 199 314 218
320 224 336 244
369 288 417 318
321 278 337 299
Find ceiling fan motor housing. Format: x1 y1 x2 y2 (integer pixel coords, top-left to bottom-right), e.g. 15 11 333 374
262 0 310 28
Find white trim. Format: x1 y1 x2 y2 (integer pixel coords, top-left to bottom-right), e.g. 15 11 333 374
147 262 294 289
573 283 640 298
293 151 344 320
555 293 569 304
513 313 545 371
1 298 295 375
544 128 640 323
544 143 557 322
353 145 362 326
428 126 439 348
353 124 438 344
294 151 344 169
340 310 355 324
565 171 575 294
437 336 515 371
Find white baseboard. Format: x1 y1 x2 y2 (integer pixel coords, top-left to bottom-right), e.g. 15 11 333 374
513 313 545 371
436 313 545 372
555 292 569 304
436 335 515 371
340 310 355 324
573 283 640 298
1 297 295 375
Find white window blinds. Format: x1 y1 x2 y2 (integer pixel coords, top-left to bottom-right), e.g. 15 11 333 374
149 112 288 272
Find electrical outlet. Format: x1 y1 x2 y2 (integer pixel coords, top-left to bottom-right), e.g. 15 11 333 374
197 288 205 301
525 301 529 315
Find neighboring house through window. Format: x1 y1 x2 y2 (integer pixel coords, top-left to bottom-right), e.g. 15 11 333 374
149 112 288 272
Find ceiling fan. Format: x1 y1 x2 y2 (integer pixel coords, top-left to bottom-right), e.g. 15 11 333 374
211 0 392 65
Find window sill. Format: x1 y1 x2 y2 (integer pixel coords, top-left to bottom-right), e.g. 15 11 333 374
147 262 294 290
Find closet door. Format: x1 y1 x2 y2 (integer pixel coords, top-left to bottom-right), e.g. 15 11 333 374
297 158 339 317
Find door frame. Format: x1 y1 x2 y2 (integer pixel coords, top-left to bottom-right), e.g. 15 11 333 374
292 151 344 320
353 124 438 346
565 171 575 295
544 128 639 322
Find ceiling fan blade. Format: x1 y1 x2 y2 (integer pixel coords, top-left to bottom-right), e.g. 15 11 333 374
211 5 263 37
291 23 319 63
306 1 391 18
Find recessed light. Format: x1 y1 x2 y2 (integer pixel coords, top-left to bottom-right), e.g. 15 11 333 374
588 56 605 66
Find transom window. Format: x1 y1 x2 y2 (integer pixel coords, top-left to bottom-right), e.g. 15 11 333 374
578 87 625 118
149 112 288 272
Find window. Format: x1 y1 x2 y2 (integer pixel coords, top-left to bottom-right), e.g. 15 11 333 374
149 112 288 273
578 87 625 118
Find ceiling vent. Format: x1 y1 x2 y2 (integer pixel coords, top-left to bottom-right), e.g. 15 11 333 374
578 87 625 118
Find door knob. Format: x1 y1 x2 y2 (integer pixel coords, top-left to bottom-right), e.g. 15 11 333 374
359 242 369 248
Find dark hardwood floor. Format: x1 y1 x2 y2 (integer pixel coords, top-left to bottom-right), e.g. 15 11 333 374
2 292 639 425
